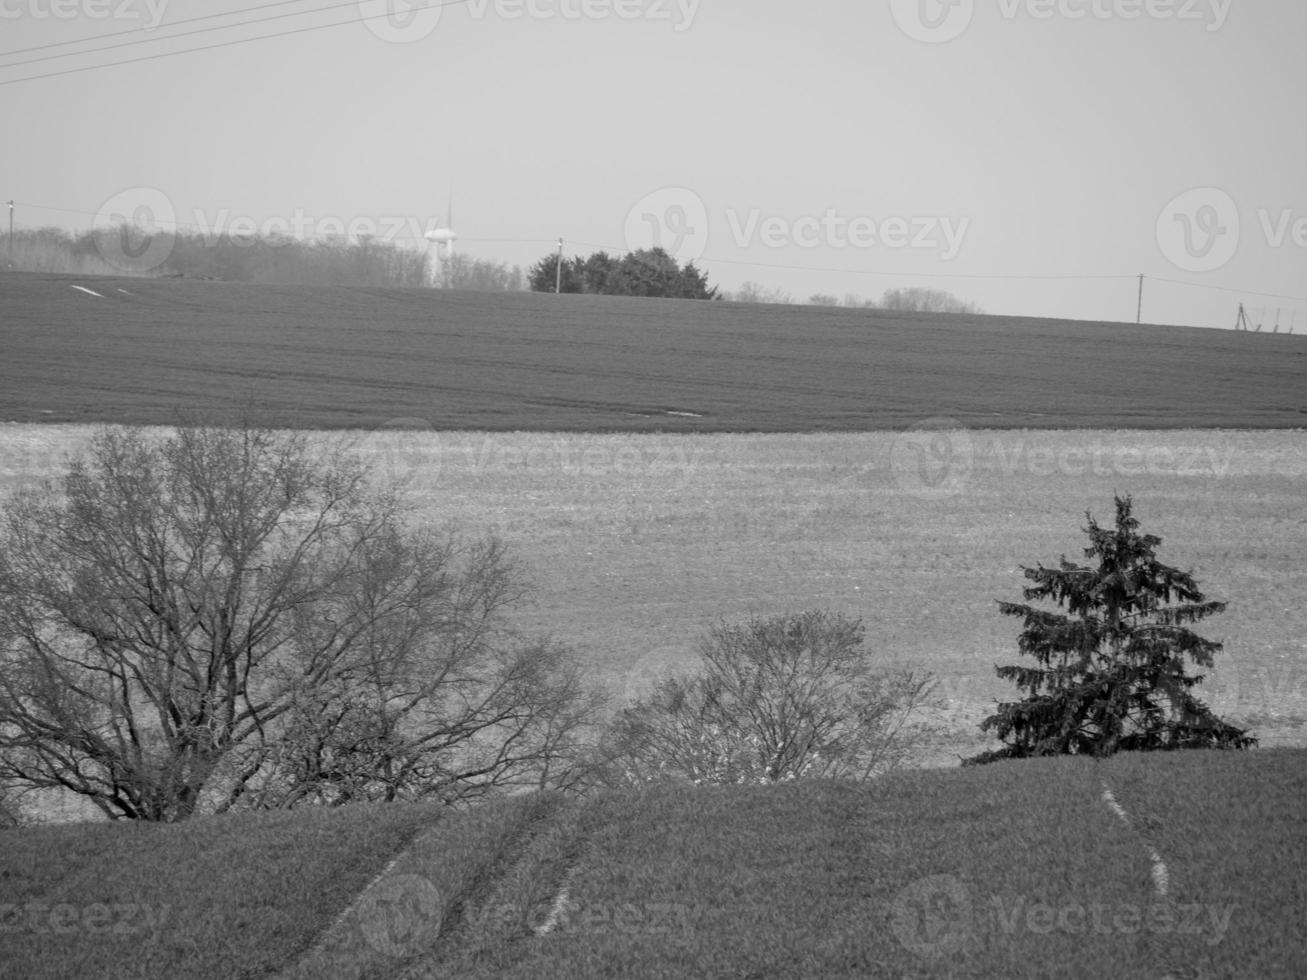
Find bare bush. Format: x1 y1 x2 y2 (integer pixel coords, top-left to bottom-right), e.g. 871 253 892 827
605 610 936 786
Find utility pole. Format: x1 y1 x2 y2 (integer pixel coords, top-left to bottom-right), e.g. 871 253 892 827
1136 273 1143 324
554 237 563 294
6 201 12 270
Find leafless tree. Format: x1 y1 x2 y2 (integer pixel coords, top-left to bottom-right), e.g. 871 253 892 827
605 610 937 786
0 424 604 821
730 281 795 305
878 287 982 315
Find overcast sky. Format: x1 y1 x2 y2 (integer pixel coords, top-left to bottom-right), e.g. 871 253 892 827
2 0 1304 329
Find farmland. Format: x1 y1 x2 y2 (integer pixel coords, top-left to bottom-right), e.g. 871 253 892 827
1 271 1304 430
2 271 1306 977
3 425 1304 766
1 270 1305 763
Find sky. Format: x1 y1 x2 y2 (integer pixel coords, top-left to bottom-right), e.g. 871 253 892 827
1 0 1304 330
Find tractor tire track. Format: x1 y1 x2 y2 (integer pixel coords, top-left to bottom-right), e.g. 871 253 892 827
392 793 604 980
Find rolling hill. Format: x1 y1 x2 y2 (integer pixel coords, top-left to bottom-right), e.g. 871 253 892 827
1 749 1303 979
2 272 1303 431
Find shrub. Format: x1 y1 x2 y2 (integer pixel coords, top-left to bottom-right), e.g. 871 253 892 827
605 610 936 786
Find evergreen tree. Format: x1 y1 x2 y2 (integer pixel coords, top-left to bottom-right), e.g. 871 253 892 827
526 253 581 293
966 495 1255 765
526 246 717 299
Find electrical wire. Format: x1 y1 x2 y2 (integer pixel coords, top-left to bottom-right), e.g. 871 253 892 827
0 0 319 61
0 0 472 87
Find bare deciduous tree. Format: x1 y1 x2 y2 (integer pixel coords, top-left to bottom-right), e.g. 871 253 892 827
0 424 604 821
878 287 982 315
605 610 937 786
730 281 795 305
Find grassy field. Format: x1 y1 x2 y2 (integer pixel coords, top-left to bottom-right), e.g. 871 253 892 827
2 750 1303 979
2 424 1304 767
2 271 1305 430
0 801 438 979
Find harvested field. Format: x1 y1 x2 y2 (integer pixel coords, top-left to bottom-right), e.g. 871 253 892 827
4 424 1303 764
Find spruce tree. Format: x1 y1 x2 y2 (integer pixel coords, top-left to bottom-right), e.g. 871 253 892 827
966 495 1255 765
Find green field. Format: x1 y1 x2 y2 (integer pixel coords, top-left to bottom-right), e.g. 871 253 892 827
3 750 1304 979
2 271 1305 429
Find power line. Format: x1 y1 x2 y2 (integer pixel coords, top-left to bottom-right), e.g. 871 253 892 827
567 238 1136 282
1144 274 1307 305
0 0 319 62
0 0 473 87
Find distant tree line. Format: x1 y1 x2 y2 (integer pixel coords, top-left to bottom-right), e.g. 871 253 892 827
725 282 981 313
2 226 523 291
7 225 982 310
527 247 718 300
